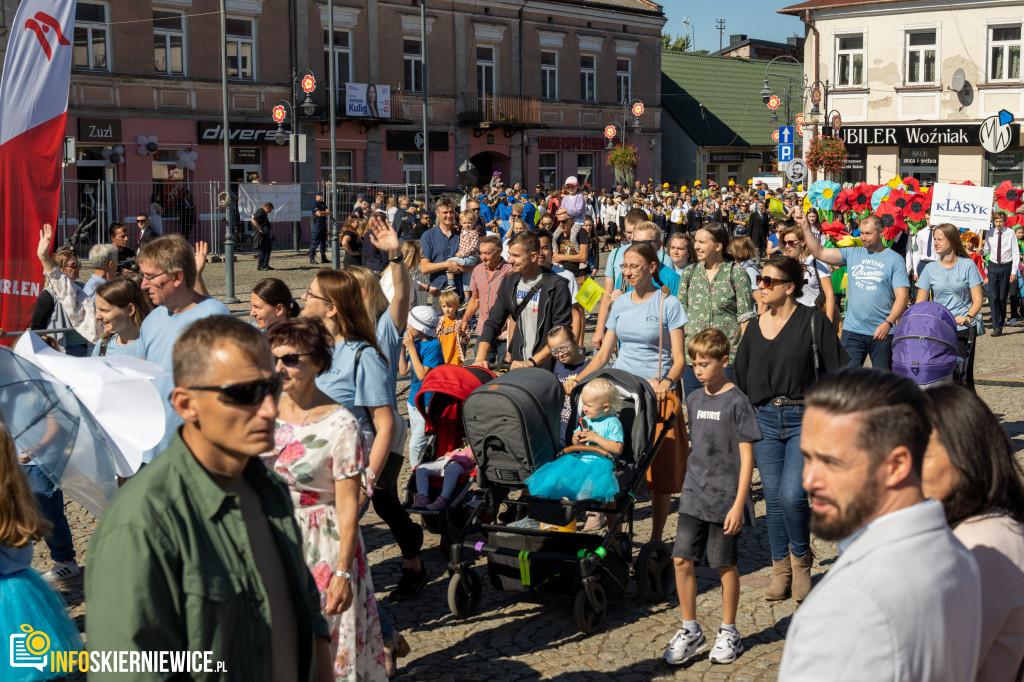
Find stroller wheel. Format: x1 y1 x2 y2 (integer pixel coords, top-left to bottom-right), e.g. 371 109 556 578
447 569 482 618
636 541 673 603
573 582 607 634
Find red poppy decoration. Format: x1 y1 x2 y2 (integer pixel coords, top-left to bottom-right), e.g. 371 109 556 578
995 180 1023 213
1006 213 1024 228
958 180 976 186
874 202 907 240
901 177 920 194
887 188 911 212
904 192 930 222
820 219 848 241
849 182 873 213
833 188 852 213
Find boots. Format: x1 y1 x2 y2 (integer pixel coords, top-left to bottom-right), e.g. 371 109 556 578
765 553 792 601
791 551 814 602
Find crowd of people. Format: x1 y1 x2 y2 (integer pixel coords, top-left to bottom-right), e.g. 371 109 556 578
3 171 1023 682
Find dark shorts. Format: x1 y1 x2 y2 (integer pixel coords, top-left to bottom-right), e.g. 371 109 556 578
672 512 738 569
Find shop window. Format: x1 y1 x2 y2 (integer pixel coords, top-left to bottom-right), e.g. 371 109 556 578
706 166 717 184
580 55 597 103
541 51 558 100
74 2 109 72
987 150 1024 186
989 26 1022 82
154 10 186 76
539 153 558 188
727 164 740 183
899 147 938 184
226 17 255 80
320 150 353 184
577 153 594 187
616 59 631 104
403 152 424 185
404 38 422 93
905 30 937 85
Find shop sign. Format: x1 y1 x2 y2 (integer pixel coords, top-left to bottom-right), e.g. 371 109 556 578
537 136 607 151
745 153 763 159
386 130 449 152
77 118 121 143
844 145 867 171
198 121 279 145
709 152 743 163
900 147 939 167
839 123 1019 147
230 148 261 164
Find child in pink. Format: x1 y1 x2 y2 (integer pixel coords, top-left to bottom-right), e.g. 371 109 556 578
412 446 475 511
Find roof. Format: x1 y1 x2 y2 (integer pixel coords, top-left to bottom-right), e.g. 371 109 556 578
660 51 804 147
549 0 665 17
711 37 803 57
778 0 902 15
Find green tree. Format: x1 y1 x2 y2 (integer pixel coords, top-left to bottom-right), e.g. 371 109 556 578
661 32 692 52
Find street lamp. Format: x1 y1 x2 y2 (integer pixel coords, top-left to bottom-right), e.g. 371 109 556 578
269 68 317 250
605 98 645 149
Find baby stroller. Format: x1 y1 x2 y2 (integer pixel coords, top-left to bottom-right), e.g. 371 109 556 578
892 301 974 386
404 364 496 557
448 368 670 634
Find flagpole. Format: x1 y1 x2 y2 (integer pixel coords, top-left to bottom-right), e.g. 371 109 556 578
220 0 239 303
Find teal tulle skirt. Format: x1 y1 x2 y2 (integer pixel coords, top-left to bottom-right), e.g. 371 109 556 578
0 569 83 682
525 453 619 502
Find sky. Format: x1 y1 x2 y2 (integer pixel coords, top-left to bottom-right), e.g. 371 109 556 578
662 1 805 54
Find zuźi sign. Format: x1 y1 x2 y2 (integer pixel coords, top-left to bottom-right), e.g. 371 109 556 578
839 123 1019 147
929 182 996 234
77 118 122 143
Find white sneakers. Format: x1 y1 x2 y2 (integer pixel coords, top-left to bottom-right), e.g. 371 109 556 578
41 560 80 583
664 626 743 666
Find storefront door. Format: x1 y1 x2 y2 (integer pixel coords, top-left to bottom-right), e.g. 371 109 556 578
899 147 938 184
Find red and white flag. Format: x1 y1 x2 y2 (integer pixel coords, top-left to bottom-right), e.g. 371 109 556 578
0 0 76 338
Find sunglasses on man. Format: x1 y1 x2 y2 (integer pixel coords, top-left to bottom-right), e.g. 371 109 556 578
188 375 283 406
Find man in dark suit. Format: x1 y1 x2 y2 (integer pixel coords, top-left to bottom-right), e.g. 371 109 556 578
136 213 159 249
747 200 770 257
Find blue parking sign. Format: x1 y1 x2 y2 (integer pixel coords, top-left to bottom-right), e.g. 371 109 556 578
778 144 794 162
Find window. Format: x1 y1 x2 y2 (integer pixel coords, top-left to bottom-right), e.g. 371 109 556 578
727 165 740 183
320 150 353 184
539 153 557 187
403 152 424 185
477 46 496 101
577 153 594 187
990 26 1022 81
323 31 352 107
987 150 1024 186
74 2 109 71
905 30 937 85
541 51 558 100
616 59 631 104
835 34 864 86
580 55 596 102
899 147 938 184
154 10 185 75
225 17 254 80
706 166 717 183
404 39 422 93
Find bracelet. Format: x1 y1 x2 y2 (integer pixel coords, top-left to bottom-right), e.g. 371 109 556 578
334 569 353 581
884 319 893 327
527 358 536 367
389 254 403 263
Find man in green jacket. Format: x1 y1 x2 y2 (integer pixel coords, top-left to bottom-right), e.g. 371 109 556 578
86 316 332 681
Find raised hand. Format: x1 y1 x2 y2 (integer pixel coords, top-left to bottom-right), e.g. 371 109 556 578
367 213 400 256
194 241 209 275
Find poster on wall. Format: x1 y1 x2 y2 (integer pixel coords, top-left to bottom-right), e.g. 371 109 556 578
345 83 391 118
929 182 995 234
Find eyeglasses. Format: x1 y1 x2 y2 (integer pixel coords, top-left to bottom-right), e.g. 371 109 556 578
188 375 283 406
620 263 648 272
549 343 576 357
756 275 791 289
273 352 311 368
631 238 656 246
303 289 331 303
141 270 168 282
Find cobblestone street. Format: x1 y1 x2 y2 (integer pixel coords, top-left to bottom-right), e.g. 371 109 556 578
36 252 1024 680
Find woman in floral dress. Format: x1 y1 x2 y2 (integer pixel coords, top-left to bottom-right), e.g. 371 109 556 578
262 318 387 682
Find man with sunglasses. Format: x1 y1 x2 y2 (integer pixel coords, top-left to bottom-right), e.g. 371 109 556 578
137 235 231 462
137 213 158 249
87 316 334 682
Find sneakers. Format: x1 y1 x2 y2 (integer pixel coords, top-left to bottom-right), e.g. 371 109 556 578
426 496 449 511
41 560 80 584
389 566 428 602
582 511 607 532
442 283 457 292
664 627 707 665
709 628 744 664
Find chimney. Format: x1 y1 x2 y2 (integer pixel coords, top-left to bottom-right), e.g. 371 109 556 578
787 36 803 47
729 34 747 45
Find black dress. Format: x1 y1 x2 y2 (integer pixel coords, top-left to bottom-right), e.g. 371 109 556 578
342 229 363 267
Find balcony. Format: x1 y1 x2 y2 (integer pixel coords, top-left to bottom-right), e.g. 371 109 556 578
457 92 543 134
310 87 414 131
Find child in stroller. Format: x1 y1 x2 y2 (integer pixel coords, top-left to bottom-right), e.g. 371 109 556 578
413 446 475 511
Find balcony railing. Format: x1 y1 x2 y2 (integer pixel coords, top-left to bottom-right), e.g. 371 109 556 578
457 92 542 127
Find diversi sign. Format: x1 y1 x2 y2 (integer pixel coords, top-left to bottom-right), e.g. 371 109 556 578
839 123 1020 147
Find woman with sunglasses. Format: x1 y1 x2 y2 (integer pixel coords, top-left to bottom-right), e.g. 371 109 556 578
678 223 756 398
250 278 300 331
29 247 90 355
781 224 837 323
262 317 391 682
734 255 847 603
921 384 1024 682
578 243 688 542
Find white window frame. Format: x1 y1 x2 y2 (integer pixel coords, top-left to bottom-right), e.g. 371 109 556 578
577 152 595 187
541 51 558 100
403 152 424 185
538 153 558 187
580 55 597 103
320 150 354 184
154 9 187 76
225 16 255 81
988 24 1023 82
834 32 865 87
403 38 423 93
477 46 496 98
904 28 938 86
74 1 110 72
323 30 351 109
616 58 631 104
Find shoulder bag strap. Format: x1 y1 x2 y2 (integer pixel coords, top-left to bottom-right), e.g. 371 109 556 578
99 336 111 357
511 273 552 321
657 292 666 382
810 312 820 382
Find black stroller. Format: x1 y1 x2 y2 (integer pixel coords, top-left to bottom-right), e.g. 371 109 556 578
404 364 496 557
447 367 671 633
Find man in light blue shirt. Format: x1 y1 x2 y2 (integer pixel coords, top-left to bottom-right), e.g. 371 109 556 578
83 243 118 298
800 211 909 370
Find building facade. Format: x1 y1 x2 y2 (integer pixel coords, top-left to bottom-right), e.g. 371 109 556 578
782 0 1023 186
713 34 805 62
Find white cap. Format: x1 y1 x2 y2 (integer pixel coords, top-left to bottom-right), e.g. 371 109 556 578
564 176 579 186
407 306 439 337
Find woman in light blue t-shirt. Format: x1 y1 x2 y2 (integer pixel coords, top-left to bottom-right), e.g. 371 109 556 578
91 277 153 358
916 222 983 388
578 242 688 543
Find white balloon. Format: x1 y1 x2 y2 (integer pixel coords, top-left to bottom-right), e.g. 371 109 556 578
113 145 124 155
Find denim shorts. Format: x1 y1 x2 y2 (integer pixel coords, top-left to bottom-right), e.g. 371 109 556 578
672 512 738 569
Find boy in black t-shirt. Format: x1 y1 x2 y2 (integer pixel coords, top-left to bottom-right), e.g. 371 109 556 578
546 325 590 445
665 329 761 668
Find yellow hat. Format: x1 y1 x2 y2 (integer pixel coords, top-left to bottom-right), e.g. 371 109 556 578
663 182 670 188
681 185 688 192
694 180 701 186
748 178 754 184
728 179 735 186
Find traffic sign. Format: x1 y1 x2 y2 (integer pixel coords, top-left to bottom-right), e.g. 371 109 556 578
778 143 794 163
778 126 794 144
787 159 807 183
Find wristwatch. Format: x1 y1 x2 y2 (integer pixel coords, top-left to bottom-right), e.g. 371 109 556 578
334 569 353 581
389 254 403 263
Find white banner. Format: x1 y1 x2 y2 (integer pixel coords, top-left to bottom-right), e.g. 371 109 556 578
753 176 784 190
345 83 392 119
239 183 302 222
929 183 996 234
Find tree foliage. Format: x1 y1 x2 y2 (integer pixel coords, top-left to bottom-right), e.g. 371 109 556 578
661 32 692 52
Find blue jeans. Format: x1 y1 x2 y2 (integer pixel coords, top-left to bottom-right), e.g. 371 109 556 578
21 465 76 563
753 403 810 562
841 329 893 370
407 405 428 467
